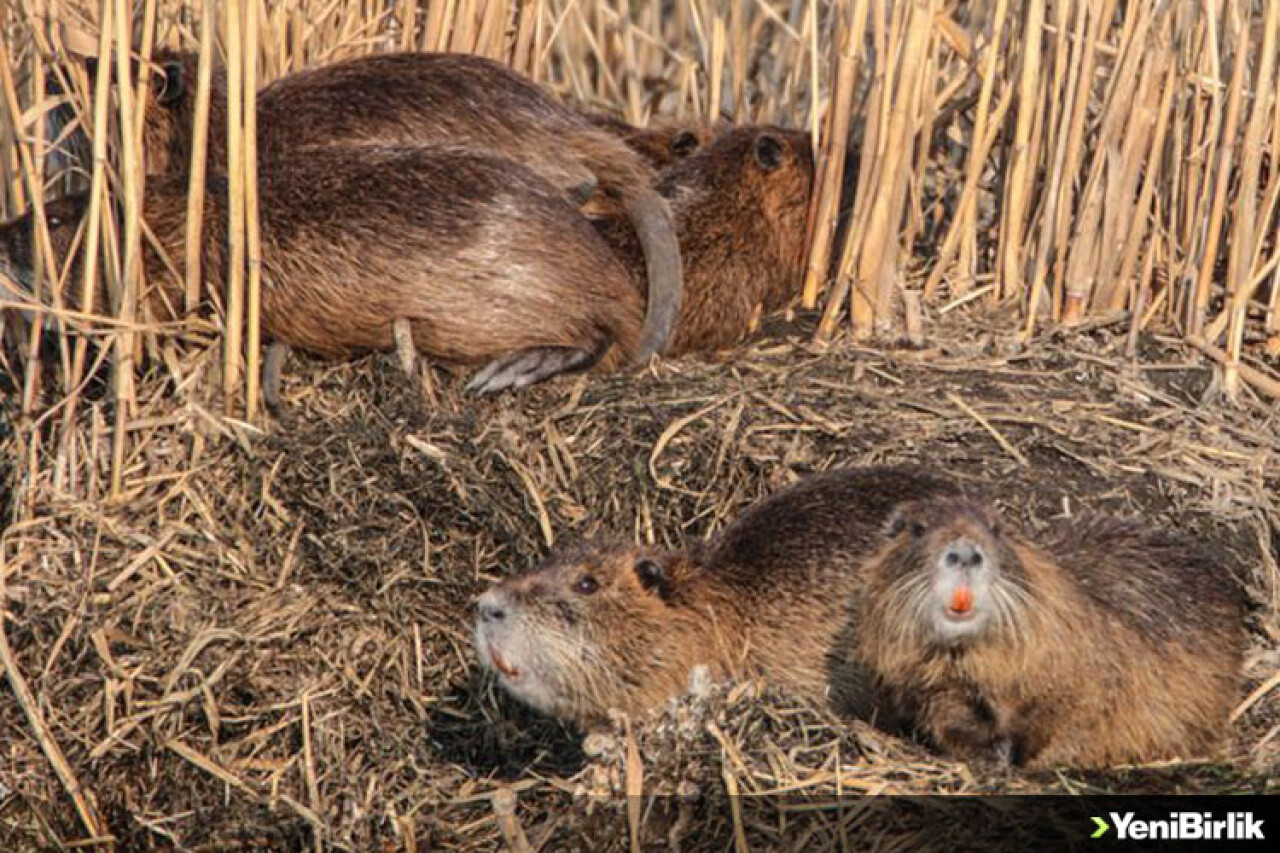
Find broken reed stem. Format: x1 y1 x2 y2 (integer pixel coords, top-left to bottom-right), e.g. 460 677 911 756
244 0 264 422
185 0 217 316
110 0 144 498
223 0 247 416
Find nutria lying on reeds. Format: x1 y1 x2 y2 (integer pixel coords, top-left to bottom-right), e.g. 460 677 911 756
856 497 1247 768
0 145 649 407
590 125 815 356
474 467 957 725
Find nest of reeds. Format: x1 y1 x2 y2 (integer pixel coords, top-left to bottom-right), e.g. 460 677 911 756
3 1 1280 850
2 312 1277 851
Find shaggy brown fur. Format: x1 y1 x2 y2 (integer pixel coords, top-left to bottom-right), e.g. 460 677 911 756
590 125 815 356
0 146 644 403
857 497 1247 768
474 467 958 725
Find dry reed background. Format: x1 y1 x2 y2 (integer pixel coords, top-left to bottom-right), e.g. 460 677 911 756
1 1 1279 851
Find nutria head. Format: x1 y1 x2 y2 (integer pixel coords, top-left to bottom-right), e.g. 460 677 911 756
474 543 708 723
0 196 88 303
662 125 815 298
54 49 224 176
871 498 1034 648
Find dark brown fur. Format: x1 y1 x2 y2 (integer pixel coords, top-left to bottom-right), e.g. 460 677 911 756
857 497 1247 768
1 146 646 397
590 125 814 356
474 467 957 725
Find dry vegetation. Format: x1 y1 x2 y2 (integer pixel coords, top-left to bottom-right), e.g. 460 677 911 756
1 1 1279 851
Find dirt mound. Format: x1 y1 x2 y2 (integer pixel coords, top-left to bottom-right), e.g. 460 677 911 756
2 315 1277 850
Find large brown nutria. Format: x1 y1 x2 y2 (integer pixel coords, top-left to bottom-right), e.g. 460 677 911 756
474 467 958 726
51 50 683 361
0 145 648 407
857 497 1247 768
589 125 815 356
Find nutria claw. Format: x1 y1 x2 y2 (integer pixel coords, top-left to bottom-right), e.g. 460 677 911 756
466 346 600 395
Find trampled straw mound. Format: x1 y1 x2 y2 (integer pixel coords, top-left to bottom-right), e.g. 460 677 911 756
2 314 1278 851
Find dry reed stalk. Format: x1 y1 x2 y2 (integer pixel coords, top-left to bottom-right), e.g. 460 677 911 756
222 0 247 416
843 0 932 340
996 0 1042 304
244 0 263 422
802 0 863 312
922 0 1008 301
108 0 145 498
1190 0 1249 337
184 0 217 316
58 2 118 495
1222 0 1279 398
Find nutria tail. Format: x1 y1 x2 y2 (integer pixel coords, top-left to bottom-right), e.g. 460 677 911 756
581 148 683 363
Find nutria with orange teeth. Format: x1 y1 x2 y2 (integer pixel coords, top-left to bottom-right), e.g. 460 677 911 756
856 497 1247 768
473 466 957 725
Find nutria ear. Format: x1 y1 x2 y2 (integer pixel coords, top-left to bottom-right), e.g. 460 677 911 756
754 133 786 171
634 557 676 602
671 130 700 157
154 61 185 104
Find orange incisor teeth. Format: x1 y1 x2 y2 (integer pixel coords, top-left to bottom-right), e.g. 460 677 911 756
950 585 974 614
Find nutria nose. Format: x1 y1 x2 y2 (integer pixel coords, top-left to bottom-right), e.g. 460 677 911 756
477 592 506 623
943 541 984 571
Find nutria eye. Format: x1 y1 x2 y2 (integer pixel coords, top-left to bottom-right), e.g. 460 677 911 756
47 216 61 228
910 521 927 538
573 574 599 595
885 515 906 537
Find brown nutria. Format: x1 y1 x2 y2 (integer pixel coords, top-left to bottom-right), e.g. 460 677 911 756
589 125 814 356
579 112 720 169
0 145 648 407
50 51 683 361
474 467 958 726
857 497 1247 768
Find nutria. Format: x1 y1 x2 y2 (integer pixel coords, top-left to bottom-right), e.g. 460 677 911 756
0 145 648 407
51 50 683 360
589 125 814 356
856 497 1247 768
474 467 958 725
